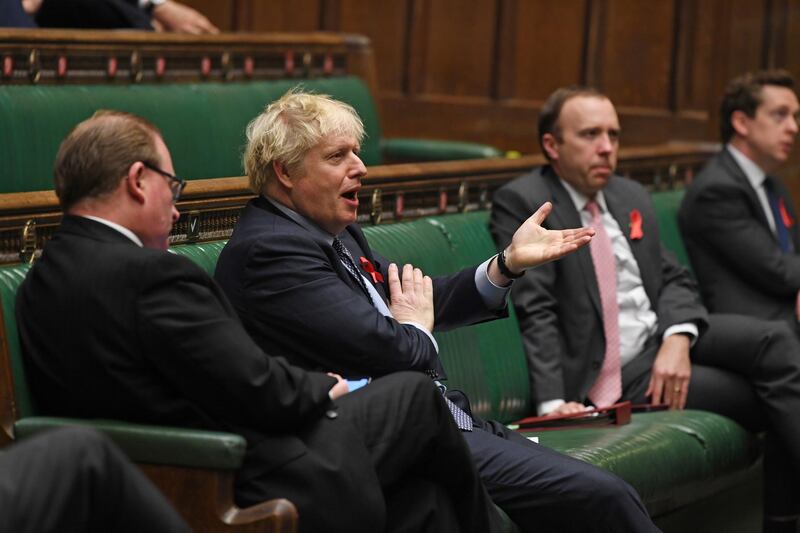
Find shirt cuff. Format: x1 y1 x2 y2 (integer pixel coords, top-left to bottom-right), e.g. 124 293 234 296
662 323 699 346
400 321 439 353
475 255 511 310
537 399 565 416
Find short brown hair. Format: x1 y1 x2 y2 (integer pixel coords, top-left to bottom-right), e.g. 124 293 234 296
244 90 365 194
54 110 162 210
720 70 795 143
538 86 607 160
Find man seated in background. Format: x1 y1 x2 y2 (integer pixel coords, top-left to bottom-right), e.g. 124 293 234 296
16 110 504 533
679 70 800 334
214 90 660 533
490 85 800 533
1 427 189 533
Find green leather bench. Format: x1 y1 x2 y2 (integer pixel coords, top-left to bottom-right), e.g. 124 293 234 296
0 191 761 531
0 76 501 194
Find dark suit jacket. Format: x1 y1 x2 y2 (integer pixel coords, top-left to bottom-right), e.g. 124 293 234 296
490 167 708 404
214 196 504 380
16 216 337 495
679 150 800 325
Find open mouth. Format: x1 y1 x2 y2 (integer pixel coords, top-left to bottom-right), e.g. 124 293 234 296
341 191 359 201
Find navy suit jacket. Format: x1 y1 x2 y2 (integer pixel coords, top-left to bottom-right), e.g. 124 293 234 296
214 196 504 381
491 167 707 404
679 150 800 326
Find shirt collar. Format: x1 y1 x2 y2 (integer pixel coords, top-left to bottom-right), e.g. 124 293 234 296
558 178 609 214
263 195 336 245
82 215 143 247
727 144 767 189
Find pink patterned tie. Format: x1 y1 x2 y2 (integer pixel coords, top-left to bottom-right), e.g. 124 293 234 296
585 200 622 407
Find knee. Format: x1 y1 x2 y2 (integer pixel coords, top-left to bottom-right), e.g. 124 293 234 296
584 467 643 512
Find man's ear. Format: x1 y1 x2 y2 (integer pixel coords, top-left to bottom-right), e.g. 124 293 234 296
542 133 560 161
730 110 751 138
272 160 293 189
125 162 147 204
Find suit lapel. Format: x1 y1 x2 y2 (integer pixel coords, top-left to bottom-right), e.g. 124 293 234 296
603 183 659 306
341 227 388 302
720 150 775 233
544 171 602 317
253 197 375 301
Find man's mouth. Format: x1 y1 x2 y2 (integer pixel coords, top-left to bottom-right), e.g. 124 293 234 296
341 190 358 201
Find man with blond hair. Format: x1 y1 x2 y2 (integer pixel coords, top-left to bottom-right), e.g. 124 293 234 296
17 109 506 533
215 91 659 532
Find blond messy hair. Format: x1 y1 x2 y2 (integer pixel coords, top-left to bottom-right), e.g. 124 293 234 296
244 90 365 193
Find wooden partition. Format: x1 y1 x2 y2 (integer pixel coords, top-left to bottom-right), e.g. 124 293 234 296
181 0 800 198
0 142 717 264
0 27 377 93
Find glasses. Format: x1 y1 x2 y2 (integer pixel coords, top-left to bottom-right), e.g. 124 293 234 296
142 162 186 202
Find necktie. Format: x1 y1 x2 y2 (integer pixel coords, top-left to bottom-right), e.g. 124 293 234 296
332 237 372 301
764 177 794 253
337 240 473 432
425 369 472 431
584 200 622 407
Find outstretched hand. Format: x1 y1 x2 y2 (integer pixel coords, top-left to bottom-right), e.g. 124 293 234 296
500 202 594 277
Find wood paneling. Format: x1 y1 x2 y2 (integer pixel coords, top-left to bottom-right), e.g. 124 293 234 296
214 0 800 155
336 0 411 96
496 0 587 102
410 0 498 99
599 0 676 108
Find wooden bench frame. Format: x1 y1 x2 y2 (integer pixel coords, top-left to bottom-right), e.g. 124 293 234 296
0 141 718 263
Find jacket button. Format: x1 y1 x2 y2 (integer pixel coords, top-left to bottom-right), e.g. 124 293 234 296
325 409 338 419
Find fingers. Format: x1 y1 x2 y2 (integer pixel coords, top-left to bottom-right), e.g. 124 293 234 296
530 201 553 225
647 374 665 406
413 267 424 296
402 263 414 291
423 274 433 302
387 263 401 297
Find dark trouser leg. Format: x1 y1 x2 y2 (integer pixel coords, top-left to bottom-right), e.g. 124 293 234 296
692 315 800 531
462 417 660 533
241 371 502 533
384 477 459 533
0 427 189 533
342 371 504 533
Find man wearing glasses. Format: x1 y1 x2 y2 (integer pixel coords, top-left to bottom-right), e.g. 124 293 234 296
16 110 507 533
679 70 800 334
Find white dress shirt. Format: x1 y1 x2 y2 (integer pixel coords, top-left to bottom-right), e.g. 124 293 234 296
82 215 143 247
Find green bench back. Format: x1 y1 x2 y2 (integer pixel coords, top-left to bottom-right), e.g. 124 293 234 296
1 195 691 425
0 76 381 193
0 263 34 418
651 189 690 269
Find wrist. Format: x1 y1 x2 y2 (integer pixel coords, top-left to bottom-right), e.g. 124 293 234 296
497 248 524 279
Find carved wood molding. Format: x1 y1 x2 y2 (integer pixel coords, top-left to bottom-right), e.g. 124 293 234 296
0 142 718 264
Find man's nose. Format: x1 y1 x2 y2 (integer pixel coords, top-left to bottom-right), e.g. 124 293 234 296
171 206 180 223
351 154 367 177
597 134 614 153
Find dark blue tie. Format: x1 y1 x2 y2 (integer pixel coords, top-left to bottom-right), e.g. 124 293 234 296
765 178 794 253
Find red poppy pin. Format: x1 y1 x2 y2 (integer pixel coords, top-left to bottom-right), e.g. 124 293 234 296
629 209 644 240
779 198 795 228
359 257 384 284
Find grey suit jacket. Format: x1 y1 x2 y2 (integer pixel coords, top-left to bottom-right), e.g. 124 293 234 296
491 166 707 404
679 150 800 325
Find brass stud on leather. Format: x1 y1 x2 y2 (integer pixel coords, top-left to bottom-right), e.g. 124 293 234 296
370 189 383 225
28 49 40 84
20 219 37 264
130 51 142 83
